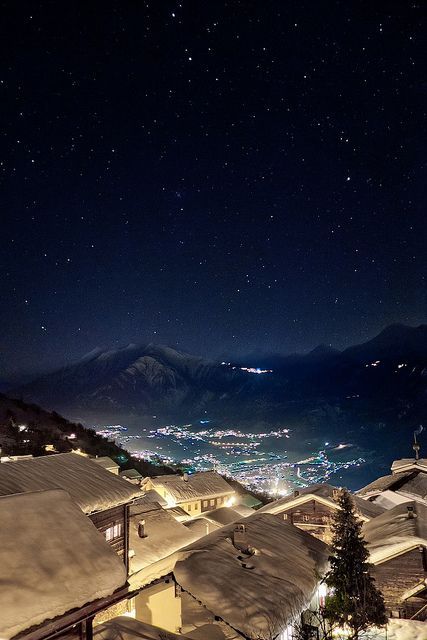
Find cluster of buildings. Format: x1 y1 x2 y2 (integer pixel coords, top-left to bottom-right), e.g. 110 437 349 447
1 446 426 640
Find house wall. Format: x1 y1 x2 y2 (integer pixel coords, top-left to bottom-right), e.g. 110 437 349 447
201 494 230 512
134 579 182 634
275 500 334 542
93 597 135 625
180 499 201 515
88 504 128 570
371 547 427 618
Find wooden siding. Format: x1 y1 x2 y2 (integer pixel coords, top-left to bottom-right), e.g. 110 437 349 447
200 494 228 512
371 548 427 618
275 500 334 542
88 504 128 572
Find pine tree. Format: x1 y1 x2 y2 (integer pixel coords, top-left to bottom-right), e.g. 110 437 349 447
323 489 387 639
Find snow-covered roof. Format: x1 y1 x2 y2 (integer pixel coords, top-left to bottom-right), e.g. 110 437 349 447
173 512 329 639
129 501 198 572
363 501 427 564
202 506 253 527
391 458 427 474
238 492 263 508
184 517 221 536
93 456 120 471
0 453 142 513
120 468 143 480
148 472 234 502
358 470 427 504
141 489 168 507
94 616 194 640
0 489 127 639
258 483 384 520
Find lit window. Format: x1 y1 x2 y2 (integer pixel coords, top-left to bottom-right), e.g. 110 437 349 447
210 499 215 506
105 523 122 541
283 514 288 520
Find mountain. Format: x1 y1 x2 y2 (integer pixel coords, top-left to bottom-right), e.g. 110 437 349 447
344 323 427 361
11 325 427 440
0 393 172 476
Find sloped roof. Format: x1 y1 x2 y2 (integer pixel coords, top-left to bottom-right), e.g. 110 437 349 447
0 489 126 639
238 492 263 508
357 471 414 496
149 472 234 502
391 458 427 474
184 517 221 536
120 468 143 480
94 616 194 640
129 501 198 572
93 456 120 471
0 453 142 513
203 506 252 527
173 512 329 639
141 489 168 507
258 483 384 520
358 470 427 503
363 501 427 564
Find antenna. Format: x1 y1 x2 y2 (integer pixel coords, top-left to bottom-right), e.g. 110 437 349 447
413 425 423 460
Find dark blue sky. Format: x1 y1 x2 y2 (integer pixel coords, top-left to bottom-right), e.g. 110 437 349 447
1 1 425 377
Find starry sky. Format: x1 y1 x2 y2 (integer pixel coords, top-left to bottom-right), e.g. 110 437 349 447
1 1 425 378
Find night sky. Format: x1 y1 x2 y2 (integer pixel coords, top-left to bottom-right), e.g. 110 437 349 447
1 1 425 378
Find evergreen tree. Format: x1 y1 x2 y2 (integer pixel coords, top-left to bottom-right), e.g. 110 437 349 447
323 489 387 639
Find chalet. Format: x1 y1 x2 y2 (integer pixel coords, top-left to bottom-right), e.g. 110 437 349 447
143 471 235 516
172 512 330 639
93 456 120 475
257 483 384 542
358 456 427 509
0 488 129 640
0 453 142 571
120 468 143 485
128 500 198 574
363 501 427 621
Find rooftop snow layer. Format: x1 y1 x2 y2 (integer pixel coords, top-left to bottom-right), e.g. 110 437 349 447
0 489 126 639
94 616 194 640
93 456 120 471
358 471 427 504
173 512 329 639
129 501 198 572
0 453 141 513
258 483 384 520
148 471 234 502
363 501 427 564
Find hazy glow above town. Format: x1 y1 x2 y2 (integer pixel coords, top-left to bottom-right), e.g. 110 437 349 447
96 423 365 496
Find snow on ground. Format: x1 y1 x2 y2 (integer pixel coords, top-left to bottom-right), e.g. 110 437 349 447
370 620 427 640
0 489 126 639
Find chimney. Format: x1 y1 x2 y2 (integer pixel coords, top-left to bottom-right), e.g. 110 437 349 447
183 472 189 482
407 505 415 519
233 523 249 553
138 519 147 538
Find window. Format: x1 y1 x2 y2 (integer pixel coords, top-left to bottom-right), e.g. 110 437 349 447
283 514 288 520
105 523 122 541
188 504 192 511
217 496 222 504
210 499 215 506
203 500 208 507
303 515 310 522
